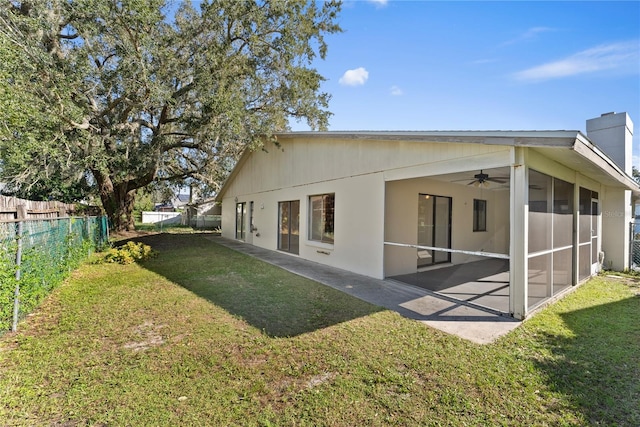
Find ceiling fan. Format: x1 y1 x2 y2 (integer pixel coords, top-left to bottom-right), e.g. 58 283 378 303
455 170 508 187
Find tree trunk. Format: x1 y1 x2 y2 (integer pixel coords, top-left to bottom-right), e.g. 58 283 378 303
93 170 136 232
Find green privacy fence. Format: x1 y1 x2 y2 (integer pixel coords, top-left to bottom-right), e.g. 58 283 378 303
0 216 109 333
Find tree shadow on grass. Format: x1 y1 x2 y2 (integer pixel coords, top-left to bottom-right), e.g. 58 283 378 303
532 290 640 426
133 233 383 338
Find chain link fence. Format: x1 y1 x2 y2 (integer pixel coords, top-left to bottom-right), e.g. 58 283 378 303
0 216 108 333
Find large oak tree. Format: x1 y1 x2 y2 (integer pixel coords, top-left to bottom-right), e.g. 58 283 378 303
0 0 340 230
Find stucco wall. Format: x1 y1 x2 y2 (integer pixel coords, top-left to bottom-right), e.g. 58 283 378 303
601 187 631 271
223 137 513 199
221 137 513 279
221 172 385 278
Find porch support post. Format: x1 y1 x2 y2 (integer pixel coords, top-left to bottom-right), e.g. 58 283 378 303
572 172 580 284
510 148 528 320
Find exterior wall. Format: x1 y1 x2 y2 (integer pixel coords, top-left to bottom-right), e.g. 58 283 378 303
221 172 385 278
224 137 513 198
221 137 513 279
586 113 634 272
601 187 632 271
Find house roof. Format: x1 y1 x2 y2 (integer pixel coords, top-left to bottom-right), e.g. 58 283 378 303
216 130 639 201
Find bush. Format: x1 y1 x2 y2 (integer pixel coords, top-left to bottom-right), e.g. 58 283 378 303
104 241 156 265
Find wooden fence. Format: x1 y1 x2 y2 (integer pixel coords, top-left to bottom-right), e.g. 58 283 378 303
0 195 76 221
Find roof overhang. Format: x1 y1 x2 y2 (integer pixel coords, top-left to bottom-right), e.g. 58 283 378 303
533 132 640 197
541 133 640 194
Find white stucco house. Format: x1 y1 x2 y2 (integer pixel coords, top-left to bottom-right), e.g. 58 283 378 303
216 112 638 320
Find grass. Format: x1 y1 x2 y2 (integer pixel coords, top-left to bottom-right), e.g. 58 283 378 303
1 233 638 426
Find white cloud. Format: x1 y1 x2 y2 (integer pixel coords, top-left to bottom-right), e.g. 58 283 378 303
502 27 556 46
390 85 403 96
339 67 369 86
521 27 555 39
513 41 639 82
368 0 388 7
471 58 497 65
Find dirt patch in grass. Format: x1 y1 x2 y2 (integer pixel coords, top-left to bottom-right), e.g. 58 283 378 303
122 321 167 352
603 274 640 298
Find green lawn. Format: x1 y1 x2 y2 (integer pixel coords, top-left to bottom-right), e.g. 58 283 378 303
1 233 638 426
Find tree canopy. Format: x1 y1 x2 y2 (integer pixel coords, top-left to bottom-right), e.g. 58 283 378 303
0 0 341 230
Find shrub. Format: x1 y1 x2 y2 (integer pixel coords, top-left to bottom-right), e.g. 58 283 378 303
103 241 156 265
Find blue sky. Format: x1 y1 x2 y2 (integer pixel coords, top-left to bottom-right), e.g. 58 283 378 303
290 0 640 166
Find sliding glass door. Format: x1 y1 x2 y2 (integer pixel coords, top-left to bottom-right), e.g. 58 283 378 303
278 200 300 254
235 202 246 240
417 194 452 268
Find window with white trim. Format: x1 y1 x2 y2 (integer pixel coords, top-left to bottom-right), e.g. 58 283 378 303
309 193 334 244
473 199 487 232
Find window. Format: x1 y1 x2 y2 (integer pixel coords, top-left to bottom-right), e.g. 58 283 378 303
473 199 487 232
309 194 334 243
